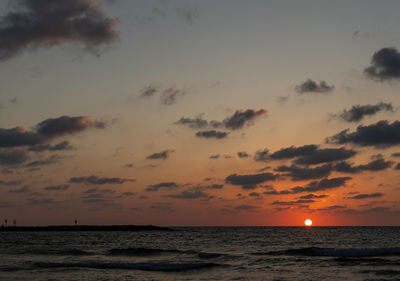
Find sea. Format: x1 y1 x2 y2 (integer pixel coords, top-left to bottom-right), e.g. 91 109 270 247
0 227 399 280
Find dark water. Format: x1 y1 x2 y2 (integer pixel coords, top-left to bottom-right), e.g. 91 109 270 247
1 227 400 280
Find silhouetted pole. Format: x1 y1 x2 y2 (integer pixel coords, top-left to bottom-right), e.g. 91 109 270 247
4 219 7 227
74 219 77 226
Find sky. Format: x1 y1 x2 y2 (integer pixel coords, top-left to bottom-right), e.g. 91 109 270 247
0 0 399 226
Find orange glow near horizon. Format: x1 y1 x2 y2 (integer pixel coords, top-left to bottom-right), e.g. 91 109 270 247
305 219 312 226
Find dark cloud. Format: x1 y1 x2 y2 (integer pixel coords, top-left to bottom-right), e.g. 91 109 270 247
24 154 63 168
364 47 400 81
222 109 267 130
151 202 174 212
209 154 220 159
395 163 400 170
272 199 315 206
44 185 69 191
175 116 208 129
205 184 224 189
145 181 179 192
391 152 400 157
160 86 186 105
274 164 333 181
294 147 356 165
0 201 14 208
338 103 394 122
165 189 209 199
146 149 175 160
28 141 74 152
175 109 267 133
249 192 261 198
69 175 135 185
0 116 106 148
0 179 22 186
140 85 159 98
0 127 44 147
327 120 400 147
28 198 55 205
317 205 346 212
0 150 29 166
270 145 318 160
295 79 334 94
37 116 106 137
234 204 259 211
254 149 269 162
289 177 352 193
297 194 328 199
334 159 394 173
0 0 118 61
176 6 199 24
195 130 228 139
225 172 279 190
347 193 384 200
237 151 249 158
9 185 30 193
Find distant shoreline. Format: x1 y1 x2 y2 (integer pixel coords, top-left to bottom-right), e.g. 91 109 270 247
0 225 172 232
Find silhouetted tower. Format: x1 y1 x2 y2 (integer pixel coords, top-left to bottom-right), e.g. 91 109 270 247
74 219 78 226
4 219 7 227
13 219 16 226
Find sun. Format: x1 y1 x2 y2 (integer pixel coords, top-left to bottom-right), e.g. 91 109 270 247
304 219 312 226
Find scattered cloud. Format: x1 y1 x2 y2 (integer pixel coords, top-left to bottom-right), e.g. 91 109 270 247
254 149 269 162
209 154 220 159
28 141 74 152
334 159 394 173
295 79 334 94
289 177 352 193
237 151 249 158
146 149 175 160
294 147 356 165
0 0 118 61
69 175 135 185
225 172 279 189
274 164 333 181
327 120 400 147
9 185 30 193
44 185 69 191
0 150 29 166
270 145 318 160
364 47 400 81
195 130 228 139
165 189 210 199
297 194 328 199
337 103 394 122
145 181 179 192
347 193 384 200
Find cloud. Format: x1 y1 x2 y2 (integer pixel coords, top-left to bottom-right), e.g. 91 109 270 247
272 199 315 206
237 152 249 158
334 159 394 173
317 205 346 212
176 6 199 24
274 164 333 181
165 189 209 199
195 130 228 139
151 202 174 212
364 47 400 81
222 109 267 130
0 0 117 60
294 147 356 165
234 204 259 211
295 79 334 94
160 86 186 105
225 172 279 189
175 109 267 131
338 103 394 122
140 85 159 98
28 198 55 205
254 149 269 162
37 116 106 137
0 0 118 61
24 154 64 168
145 181 179 192
0 179 22 186
297 194 328 199
326 120 400 147
0 201 14 208
44 185 69 191
175 116 208 129
0 116 106 148
270 145 318 160
209 154 220 159
9 185 30 193
69 175 135 185
289 177 352 193
0 150 29 166
146 149 175 160
28 141 74 152
347 193 384 200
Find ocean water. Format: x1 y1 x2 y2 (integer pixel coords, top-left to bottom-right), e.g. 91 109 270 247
0 227 400 280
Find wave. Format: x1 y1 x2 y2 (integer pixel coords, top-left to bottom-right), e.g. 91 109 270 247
106 247 189 256
198 252 222 259
33 261 220 272
253 247 400 257
23 248 92 256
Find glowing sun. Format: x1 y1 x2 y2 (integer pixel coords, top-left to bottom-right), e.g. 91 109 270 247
304 219 312 226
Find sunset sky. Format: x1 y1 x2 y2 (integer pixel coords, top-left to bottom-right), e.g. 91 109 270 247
0 0 400 226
